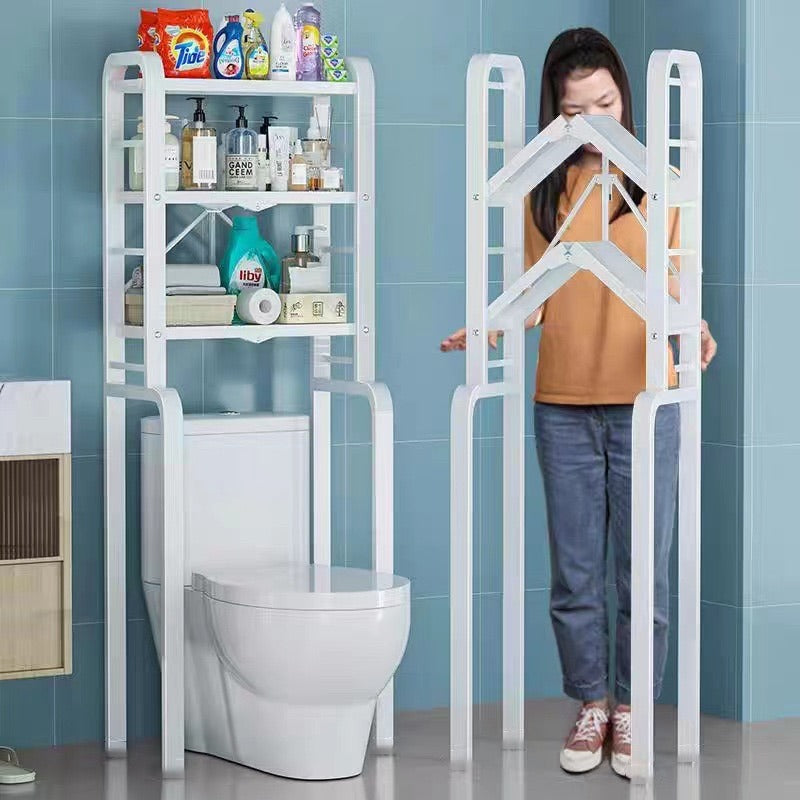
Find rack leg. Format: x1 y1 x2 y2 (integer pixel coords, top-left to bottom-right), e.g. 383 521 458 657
630 396 657 783
159 392 185 778
502 339 525 749
677 397 701 763
104 393 127 757
451 386 478 767
374 392 395 752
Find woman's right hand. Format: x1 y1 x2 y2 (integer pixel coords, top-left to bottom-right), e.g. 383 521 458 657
440 328 499 352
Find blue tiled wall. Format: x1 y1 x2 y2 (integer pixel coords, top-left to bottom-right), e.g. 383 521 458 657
0 0 607 748
741 0 800 722
613 0 747 720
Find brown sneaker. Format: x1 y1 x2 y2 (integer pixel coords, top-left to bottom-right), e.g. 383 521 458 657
559 701 610 774
611 704 632 778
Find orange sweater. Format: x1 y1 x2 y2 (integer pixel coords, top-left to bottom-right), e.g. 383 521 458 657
525 164 679 405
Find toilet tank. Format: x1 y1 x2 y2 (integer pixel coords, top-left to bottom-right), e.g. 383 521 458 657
141 413 310 587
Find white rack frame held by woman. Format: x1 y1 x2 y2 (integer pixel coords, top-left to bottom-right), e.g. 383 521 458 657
102 51 394 777
450 50 702 783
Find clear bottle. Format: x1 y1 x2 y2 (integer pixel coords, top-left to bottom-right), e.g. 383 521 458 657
289 139 309 191
181 98 217 191
129 115 180 191
225 105 259 191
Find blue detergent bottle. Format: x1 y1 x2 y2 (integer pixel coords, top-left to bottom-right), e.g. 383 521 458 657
213 15 245 79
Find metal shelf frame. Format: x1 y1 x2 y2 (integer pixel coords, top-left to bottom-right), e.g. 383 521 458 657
450 51 703 784
102 51 394 777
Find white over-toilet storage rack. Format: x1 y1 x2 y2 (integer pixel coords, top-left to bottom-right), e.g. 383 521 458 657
102 51 394 777
451 51 702 782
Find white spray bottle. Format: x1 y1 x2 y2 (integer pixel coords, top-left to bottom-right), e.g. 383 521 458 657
269 3 296 81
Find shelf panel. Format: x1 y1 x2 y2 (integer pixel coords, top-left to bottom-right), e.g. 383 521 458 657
113 77 356 97
120 191 356 210
121 323 355 343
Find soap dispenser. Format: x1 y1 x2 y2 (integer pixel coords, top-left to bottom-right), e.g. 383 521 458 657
280 225 327 293
129 115 180 191
225 105 258 191
181 97 217 191
258 115 278 191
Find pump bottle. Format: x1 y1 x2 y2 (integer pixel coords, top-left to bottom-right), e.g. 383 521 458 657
225 105 259 191
181 97 217 190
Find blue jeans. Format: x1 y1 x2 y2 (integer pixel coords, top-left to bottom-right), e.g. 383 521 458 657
534 402 680 704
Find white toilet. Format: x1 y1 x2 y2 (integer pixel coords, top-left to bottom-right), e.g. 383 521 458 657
141 413 411 780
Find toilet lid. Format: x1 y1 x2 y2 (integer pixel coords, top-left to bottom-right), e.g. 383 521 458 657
192 564 410 611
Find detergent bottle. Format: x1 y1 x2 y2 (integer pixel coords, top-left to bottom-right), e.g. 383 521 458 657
242 9 270 79
219 217 281 295
213 15 245 79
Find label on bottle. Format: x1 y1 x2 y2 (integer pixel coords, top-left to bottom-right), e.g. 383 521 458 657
226 155 258 190
230 253 265 291
192 136 217 185
291 162 308 188
165 143 180 175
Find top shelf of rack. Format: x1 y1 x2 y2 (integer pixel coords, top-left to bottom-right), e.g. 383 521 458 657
112 77 357 97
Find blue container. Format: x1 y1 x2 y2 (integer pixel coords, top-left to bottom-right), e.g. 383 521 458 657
213 15 245 79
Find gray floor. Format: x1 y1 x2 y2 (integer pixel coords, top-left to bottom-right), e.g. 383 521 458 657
4 700 799 800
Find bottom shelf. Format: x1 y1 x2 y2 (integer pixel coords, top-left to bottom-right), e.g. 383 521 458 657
121 323 356 342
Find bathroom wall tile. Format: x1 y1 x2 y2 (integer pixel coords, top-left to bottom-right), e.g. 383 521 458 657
124 341 205 455
376 282 467 443
0 0 50 117
702 123 744 286
55 623 104 744
750 125 800 285
701 444 743 608
479 437 550 596
52 0 196 119
749 0 800 122
345 443 372 572
395 596 449 712
0 290 52 381
750 444 800 606
750 286 800 446
126 453 147 623
479 591 561 705
53 289 103 457
395 440 450 598
0 120 52 289
203 340 272 413
700 601 741 720
375 125 465 284
610 0 645 128
645 0 744 125
72 456 104 625
348 0 479 124
701 284 742 447
53 120 102 288
524 589 564 698
127 619 160 741
483 0 609 127
330 444 347 567
746 604 800 721
0 678 55 749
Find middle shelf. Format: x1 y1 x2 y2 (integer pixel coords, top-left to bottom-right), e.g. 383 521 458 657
121 322 356 343
120 191 357 209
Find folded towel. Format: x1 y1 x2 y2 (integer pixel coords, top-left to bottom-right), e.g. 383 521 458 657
126 264 222 291
126 286 228 297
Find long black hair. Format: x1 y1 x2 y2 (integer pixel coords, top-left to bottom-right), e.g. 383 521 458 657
532 28 644 242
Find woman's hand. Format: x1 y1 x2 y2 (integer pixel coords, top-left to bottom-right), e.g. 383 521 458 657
700 319 717 370
440 328 500 352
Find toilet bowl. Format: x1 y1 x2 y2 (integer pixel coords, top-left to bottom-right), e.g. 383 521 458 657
141 413 411 780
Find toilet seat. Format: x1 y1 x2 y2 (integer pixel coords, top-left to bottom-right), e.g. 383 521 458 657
192 563 410 611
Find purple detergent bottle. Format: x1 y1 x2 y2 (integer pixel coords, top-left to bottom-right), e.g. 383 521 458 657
294 3 322 81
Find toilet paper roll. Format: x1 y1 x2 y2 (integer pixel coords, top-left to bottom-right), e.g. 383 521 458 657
236 288 282 325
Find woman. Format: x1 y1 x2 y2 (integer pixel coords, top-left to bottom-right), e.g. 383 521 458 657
441 28 717 779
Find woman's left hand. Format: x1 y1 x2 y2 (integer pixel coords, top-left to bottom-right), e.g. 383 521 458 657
700 319 717 370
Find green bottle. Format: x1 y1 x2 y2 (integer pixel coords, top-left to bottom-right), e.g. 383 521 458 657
219 217 281 295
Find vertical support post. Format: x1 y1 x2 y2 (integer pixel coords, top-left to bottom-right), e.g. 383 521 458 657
500 64 526 749
312 200 332 567
351 59 376 384
102 62 127 757
630 396 657 782
450 387 478 767
601 153 610 241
